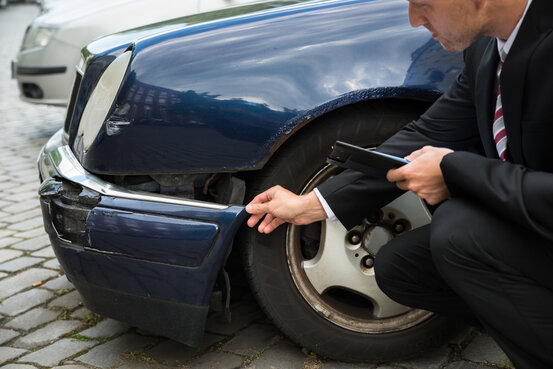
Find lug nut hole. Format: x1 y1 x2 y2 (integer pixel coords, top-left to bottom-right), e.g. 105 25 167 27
360 255 375 272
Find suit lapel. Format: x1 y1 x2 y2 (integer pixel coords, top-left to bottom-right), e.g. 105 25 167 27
501 0 553 164
474 39 500 159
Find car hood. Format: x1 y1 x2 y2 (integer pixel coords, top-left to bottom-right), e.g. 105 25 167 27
68 0 463 175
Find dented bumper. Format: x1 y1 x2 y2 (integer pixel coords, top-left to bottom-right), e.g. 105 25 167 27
37 129 247 346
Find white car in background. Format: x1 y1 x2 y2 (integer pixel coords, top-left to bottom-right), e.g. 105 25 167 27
12 0 265 106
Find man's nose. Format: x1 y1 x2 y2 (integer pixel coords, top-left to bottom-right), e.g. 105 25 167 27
408 3 428 28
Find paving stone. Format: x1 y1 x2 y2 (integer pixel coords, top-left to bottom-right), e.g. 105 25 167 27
49 290 83 309
223 323 281 356
42 275 74 291
8 217 45 232
146 334 224 365
70 307 93 320
0 257 44 273
1 364 38 369
43 258 61 270
18 339 95 367
5 307 59 331
392 344 451 369
0 182 19 192
79 319 130 339
0 237 22 248
0 268 58 300
14 228 45 239
0 328 19 345
4 209 43 226
11 235 50 251
6 190 39 203
51 365 91 369
0 271 6 278
244 340 307 369
2 200 40 215
186 351 244 369
75 333 155 369
14 320 82 349
0 230 15 238
115 361 174 369
13 169 39 179
31 246 55 258
0 347 28 366
463 333 510 367
2 208 42 226
0 249 23 263
6 183 39 195
323 362 376 368
205 299 265 336
443 362 491 369
0 288 54 316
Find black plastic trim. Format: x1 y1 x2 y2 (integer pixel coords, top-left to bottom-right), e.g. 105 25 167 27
17 66 67 75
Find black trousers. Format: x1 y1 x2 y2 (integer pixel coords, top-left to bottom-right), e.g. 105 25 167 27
374 198 553 369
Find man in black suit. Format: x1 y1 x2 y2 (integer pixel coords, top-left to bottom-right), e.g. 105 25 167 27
246 0 553 367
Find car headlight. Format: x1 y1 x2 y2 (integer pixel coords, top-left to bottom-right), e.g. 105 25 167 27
74 51 132 155
21 26 56 50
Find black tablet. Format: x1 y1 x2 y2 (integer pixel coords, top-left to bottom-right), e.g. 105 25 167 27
327 141 409 174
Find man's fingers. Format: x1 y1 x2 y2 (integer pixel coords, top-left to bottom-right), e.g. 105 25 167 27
263 218 285 234
395 179 409 191
386 167 404 182
247 213 264 227
246 202 266 215
258 213 276 233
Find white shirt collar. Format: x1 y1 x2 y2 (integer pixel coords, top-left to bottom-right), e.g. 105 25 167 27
497 0 532 61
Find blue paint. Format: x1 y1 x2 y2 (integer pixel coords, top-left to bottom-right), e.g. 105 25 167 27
40 195 247 306
85 207 220 266
69 0 463 175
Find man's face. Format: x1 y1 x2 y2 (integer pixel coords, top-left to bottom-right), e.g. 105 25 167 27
408 0 484 52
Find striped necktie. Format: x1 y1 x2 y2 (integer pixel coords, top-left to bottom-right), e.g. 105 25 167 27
493 52 507 161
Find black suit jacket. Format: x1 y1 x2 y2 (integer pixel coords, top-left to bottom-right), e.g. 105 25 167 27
318 0 553 240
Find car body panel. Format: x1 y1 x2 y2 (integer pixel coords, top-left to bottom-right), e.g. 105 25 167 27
72 0 463 175
38 129 247 345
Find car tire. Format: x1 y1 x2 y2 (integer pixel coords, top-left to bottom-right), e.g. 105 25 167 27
241 101 462 362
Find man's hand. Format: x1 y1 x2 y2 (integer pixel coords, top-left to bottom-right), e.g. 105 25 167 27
387 146 453 205
246 186 327 234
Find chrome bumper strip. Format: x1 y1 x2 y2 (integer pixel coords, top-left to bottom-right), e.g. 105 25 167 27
39 129 228 210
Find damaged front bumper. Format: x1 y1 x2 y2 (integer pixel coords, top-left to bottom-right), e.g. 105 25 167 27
38 129 247 346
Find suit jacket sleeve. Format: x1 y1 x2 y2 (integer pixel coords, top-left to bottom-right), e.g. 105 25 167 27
318 53 481 229
441 151 553 241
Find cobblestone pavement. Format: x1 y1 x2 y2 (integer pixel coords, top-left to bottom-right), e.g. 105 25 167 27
0 4 513 369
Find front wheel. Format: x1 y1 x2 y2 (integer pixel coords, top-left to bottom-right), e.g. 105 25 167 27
241 103 461 362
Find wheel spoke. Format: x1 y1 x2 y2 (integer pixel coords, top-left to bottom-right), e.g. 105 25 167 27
302 220 409 318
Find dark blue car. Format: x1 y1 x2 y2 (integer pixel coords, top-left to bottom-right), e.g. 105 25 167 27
38 0 464 362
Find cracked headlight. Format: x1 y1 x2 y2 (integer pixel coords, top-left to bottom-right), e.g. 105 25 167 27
74 51 132 155
21 26 56 50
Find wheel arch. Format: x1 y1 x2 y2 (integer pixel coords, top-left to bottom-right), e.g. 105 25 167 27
257 87 439 173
